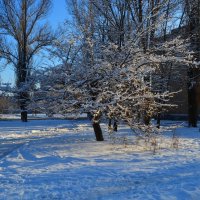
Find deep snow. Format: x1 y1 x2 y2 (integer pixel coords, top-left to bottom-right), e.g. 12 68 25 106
0 119 200 200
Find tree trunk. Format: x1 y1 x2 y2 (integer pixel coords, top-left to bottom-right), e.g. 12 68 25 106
90 111 104 141
156 114 161 129
144 113 151 125
19 91 28 122
21 110 28 122
113 120 118 132
188 79 198 127
108 118 112 129
93 122 104 141
186 0 200 127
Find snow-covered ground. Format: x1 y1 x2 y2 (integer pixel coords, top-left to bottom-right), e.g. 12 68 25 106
0 119 200 200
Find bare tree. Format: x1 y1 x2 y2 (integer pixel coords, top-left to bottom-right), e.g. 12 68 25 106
0 0 53 122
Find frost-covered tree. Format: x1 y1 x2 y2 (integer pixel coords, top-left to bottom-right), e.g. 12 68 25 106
29 0 193 141
62 37 189 136
0 0 53 121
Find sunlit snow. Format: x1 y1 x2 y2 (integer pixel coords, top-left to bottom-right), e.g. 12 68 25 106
0 119 200 199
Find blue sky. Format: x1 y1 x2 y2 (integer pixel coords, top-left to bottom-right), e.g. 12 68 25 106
0 0 67 85
49 0 67 27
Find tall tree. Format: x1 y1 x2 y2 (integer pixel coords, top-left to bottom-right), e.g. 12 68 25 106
0 0 53 121
185 0 200 127
59 0 188 140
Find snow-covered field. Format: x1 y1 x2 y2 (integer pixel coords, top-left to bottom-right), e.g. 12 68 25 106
0 119 200 200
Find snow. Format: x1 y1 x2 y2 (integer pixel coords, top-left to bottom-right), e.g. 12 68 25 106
0 119 200 199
